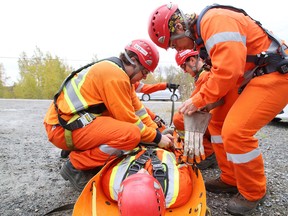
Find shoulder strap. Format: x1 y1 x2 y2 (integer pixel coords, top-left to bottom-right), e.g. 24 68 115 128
196 3 287 55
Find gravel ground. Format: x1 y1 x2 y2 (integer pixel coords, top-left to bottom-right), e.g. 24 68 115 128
0 99 287 216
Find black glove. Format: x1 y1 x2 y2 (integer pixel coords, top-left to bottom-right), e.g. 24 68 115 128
154 115 166 128
167 83 180 91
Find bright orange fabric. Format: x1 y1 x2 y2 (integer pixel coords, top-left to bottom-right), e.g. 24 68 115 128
134 81 167 94
145 106 156 120
192 8 288 201
44 60 161 169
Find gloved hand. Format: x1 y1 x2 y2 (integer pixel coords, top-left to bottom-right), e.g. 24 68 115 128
154 115 166 128
167 83 180 91
183 111 212 164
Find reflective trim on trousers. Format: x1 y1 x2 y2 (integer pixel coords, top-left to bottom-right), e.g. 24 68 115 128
227 148 261 164
211 135 223 143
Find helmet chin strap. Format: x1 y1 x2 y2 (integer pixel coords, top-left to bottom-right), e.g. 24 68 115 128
124 50 141 80
179 9 194 40
187 56 201 75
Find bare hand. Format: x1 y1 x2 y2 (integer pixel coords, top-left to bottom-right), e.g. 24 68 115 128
158 134 174 149
178 98 198 115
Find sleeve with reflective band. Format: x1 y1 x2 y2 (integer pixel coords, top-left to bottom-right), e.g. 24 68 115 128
101 148 192 208
192 8 274 108
48 60 158 142
131 87 159 141
134 81 167 94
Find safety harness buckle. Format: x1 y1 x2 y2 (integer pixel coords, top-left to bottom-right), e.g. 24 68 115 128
255 52 269 66
78 112 95 127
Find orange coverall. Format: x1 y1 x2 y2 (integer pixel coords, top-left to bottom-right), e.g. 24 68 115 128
101 147 192 208
173 71 214 158
192 8 288 201
44 60 161 170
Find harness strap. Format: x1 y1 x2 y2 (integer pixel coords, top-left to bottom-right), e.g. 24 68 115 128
125 147 168 195
150 150 168 196
63 112 100 149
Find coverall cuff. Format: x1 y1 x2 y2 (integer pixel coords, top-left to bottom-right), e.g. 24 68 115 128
192 94 206 108
153 129 162 144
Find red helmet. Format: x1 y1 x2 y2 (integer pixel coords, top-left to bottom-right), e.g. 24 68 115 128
175 49 199 65
118 173 166 216
148 3 178 50
125 39 159 72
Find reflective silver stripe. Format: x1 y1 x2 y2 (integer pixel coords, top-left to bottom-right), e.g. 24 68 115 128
135 119 145 132
211 135 223 144
135 105 147 118
109 156 135 200
135 82 145 92
267 40 281 53
99 144 128 156
163 150 179 208
64 70 89 113
205 32 246 54
227 148 261 164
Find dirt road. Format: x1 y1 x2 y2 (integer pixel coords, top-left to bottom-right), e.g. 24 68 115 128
0 99 287 216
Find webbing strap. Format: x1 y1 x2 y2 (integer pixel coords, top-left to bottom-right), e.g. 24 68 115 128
125 148 168 195
196 4 288 60
150 151 168 196
54 57 125 130
64 113 100 149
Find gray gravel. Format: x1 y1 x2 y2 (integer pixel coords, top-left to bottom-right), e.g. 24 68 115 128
0 99 287 216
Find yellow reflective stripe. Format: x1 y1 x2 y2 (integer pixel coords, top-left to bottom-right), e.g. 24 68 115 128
92 182 97 216
63 86 76 114
135 105 149 120
109 163 118 200
64 130 74 149
139 113 149 120
135 119 145 133
163 150 179 207
64 114 80 149
109 156 136 200
71 77 88 111
63 72 89 114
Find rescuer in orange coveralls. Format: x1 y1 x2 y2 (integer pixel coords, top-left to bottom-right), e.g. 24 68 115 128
44 39 174 191
147 3 288 215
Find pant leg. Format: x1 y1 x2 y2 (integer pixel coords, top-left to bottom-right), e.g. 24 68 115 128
209 87 240 186
45 116 141 170
222 72 288 201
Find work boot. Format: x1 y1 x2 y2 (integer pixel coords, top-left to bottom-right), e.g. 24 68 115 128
227 193 266 216
60 150 71 158
196 153 217 170
205 177 238 194
60 159 102 191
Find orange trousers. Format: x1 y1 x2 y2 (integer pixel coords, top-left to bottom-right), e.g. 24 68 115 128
173 112 214 157
44 116 141 170
210 72 288 201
